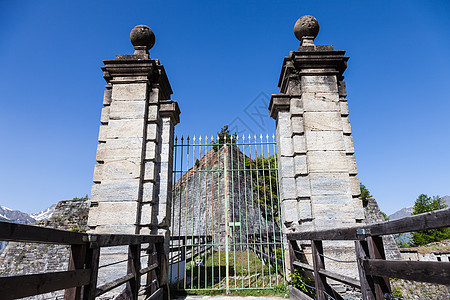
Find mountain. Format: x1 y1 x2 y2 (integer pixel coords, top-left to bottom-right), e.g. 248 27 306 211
0 206 36 224
0 204 56 255
30 204 56 221
389 195 450 220
389 206 414 220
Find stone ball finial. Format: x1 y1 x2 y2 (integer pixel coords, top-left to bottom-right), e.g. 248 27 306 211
130 25 155 54
294 15 319 46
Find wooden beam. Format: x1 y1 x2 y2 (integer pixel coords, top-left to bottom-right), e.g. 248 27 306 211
83 247 100 300
366 236 391 300
311 240 327 300
148 287 163 300
355 240 376 300
289 285 314 300
364 259 450 285
0 270 90 300
64 244 87 300
93 234 164 247
0 221 85 245
139 263 158 275
293 260 314 272
318 268 361 289
366 208 450 236
95 273 134 297
287 227 361 241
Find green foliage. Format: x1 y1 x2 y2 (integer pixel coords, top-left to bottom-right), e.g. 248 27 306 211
73 195 89 200
360 183 372 206
289 268 315 298
410 194 450 246
381 211 390 221
245 155 279 220
213 125 237 151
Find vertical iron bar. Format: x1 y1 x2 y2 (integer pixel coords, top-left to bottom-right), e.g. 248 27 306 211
260 134 272 286
224 136 230 294
254 134 265 287
241 135 252 288
170 136 177 289
183 136 189 290
230 135 237 290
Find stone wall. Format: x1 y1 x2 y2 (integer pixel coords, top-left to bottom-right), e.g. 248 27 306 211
171 145 280 249
0 199 90 299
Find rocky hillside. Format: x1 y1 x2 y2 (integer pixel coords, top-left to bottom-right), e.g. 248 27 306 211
0 206 36 224
0 199 90 299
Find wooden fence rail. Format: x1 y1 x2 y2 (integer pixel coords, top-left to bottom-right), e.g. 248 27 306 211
0 221 166 300
286 208 450 300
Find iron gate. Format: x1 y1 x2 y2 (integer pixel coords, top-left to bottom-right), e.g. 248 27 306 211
169 134 285 293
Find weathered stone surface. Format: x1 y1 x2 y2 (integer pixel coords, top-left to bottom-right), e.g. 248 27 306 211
290 97 303 115
143 160 156 182
295 176 311 198
341 117 352 134
147 104 159 122
96 143 106 162
302 92 339 112
140 203 152 225
103 88 112 106
301 75 338 93
91 180 140 202
88 202 138 226
101 107 110 124
146 123 159 142
350 175 361 196
291 116 304 134
344 135 355 154
347 155 358 175
145 141 157 160
107 119 145 138
309 173 351 196
279 137 294 157
111 83 147 101
93 224 136 234
305 131 345 151
307 151 348 173
297 199 312 220
93 164 103 183
98 125 107 142
103 138 144 160
109 101 146 120
304 112 341 131
278 156 295 178
292 135 306 154
294 155 308 175
281 199 299 226
279 177 297 199
102 158 142 180
339 101 349 116
142 182 155 202
276 111 292 138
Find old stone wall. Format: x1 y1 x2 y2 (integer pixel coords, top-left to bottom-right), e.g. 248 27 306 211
171 145 280 248
0 199 90 299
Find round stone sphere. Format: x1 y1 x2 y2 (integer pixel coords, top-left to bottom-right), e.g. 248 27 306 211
130 25 155 50
294 15 319 41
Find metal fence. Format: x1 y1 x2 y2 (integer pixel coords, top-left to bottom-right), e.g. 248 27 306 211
169 134 286 293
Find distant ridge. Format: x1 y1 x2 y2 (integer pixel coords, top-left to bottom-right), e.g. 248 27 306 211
389 195 450 220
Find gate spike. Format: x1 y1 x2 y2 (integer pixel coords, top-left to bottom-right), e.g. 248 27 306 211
266 134 269 142
242 134 245 142
193 135 196 143
211 135 214 142
205 135 208 143
199 135 202 142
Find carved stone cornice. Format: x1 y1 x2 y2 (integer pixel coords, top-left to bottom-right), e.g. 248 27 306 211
159 100 181 125
269 94 291 119
278 47 349 94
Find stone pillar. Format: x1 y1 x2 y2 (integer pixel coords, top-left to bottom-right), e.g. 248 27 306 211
270 16 364 280
88 25 180 238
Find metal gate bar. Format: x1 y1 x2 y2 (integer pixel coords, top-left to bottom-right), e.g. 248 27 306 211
169 134 285 292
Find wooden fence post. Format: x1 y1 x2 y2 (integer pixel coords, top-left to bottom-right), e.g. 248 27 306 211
366 236 391 299
311 240 326 300
126 244 141 299
355 240 375 300
82 246 100 300
64 244 87 300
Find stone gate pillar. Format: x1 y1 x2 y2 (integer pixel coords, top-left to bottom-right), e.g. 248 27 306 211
270 16 364 279
87 25 180 242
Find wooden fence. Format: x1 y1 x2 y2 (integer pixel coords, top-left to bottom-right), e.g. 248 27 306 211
0 221 167 300
287 208 450 300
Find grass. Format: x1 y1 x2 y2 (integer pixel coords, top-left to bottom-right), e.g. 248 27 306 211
171 249 286 295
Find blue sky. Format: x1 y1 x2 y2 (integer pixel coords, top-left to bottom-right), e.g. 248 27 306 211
0 0 449 215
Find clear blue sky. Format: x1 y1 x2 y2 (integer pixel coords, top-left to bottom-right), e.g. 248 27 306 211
0 0 449 215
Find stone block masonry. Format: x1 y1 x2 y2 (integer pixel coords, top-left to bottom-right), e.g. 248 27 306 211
269 16 364 280
87 25 180 239
86 25 180 293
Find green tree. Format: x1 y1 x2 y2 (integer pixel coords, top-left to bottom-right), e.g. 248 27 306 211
410 194 450 246
212 125 236 151
360 183 373 206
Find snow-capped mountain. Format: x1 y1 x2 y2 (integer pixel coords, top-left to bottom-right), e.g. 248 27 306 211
30 204 56 221
0 206 36 224
0 204 56 255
